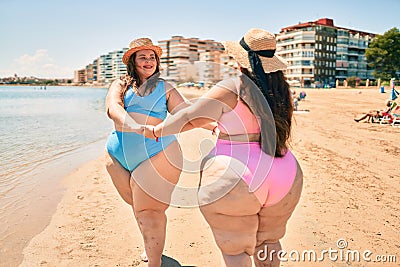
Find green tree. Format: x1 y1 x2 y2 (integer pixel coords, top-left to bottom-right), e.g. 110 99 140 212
366 28 400 80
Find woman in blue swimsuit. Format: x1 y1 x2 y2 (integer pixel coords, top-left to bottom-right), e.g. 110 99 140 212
104 38 206 266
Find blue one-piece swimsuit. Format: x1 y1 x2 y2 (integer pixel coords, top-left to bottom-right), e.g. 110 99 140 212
106 80 176 171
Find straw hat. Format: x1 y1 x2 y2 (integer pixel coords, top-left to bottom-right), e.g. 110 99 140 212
223 28 288 73
122 38 162 65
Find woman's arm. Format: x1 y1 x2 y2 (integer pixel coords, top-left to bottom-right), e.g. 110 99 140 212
148 80 237 138
106 79 141 132
165 82 192 114
165 82 218 132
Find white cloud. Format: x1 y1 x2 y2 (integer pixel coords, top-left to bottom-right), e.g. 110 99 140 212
14 49 52 65
1 49 74 78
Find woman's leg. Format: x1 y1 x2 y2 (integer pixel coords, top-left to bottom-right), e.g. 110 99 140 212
253 161 303 267
354 110 378 122
104 150 133 205
130 141 182 267
198 156 261 267
354 114 369 122
105 150 150 260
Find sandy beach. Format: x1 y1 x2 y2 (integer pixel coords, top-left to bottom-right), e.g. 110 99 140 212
18 87 399 267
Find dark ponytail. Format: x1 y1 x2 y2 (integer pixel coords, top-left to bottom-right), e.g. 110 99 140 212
241 69 293 157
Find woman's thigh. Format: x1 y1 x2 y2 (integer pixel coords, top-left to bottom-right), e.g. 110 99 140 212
131 141 183 211
104 150 132 205
199 155 261 212
199 156 261 255
256 161 303 244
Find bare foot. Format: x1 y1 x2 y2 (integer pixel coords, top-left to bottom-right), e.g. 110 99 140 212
140 251 148 262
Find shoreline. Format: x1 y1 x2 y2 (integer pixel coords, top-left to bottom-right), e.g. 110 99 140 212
11 87 400 266
1 139 107 267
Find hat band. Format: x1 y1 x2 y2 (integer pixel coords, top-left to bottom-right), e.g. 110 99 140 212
239 38 274 108
239 38 275 57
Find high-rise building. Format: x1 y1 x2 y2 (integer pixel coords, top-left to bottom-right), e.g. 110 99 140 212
86 64 94 84
92 59 98 84
158 36 224 83
80 48 128 85
197 51 239 85
277 18 375 87
110 48 128 80
97 54 113 84
197 51 224 85
73 69 86 84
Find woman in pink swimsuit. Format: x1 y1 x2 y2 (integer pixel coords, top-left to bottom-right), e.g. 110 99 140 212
143 28 303 267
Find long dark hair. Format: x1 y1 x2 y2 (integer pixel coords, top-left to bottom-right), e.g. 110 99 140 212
120 51 161 96
241 68 293 157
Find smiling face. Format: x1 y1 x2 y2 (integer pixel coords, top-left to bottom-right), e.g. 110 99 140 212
134 49 158 82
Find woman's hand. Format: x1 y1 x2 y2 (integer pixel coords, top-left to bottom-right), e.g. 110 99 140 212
142 125 156 139
124 122 142 134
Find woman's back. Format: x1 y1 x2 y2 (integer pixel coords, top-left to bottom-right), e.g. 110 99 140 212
218 99 260 135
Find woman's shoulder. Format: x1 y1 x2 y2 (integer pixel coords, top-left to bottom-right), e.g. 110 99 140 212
213 77 240 95
109 78 126 93
160 79 177 92
111 77 127 87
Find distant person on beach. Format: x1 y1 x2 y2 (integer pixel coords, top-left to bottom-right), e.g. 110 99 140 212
299 90 306 100
354 99 397 123
142 28 303 267
290 89 298 110
291 90 307 111
104 37 215 266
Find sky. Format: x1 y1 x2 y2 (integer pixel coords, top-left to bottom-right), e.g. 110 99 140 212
1 0 399 79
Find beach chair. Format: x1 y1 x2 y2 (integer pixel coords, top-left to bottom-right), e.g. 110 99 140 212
391 108 400 127
379 113 393 124
379 101 398 125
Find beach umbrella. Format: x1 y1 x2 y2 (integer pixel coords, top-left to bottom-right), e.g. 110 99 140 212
391 79 398 100
391 88 399 100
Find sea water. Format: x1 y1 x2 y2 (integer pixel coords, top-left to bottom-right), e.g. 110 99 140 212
0 85 113 266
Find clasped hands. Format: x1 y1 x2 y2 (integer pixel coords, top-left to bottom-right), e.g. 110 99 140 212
139 124 159 139
132 122 220 139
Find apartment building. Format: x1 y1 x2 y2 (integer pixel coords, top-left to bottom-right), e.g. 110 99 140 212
277 18 375 87
96 54 113 84
73 69 86 84
79 48 127 85
85 63 94 84
199 51 239 83
158 36 224 83
110 48 128 80
92 59 98 84
336 29 374 80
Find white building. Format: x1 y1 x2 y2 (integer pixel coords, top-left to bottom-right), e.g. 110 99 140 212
277 18 375 87
158 36 223 83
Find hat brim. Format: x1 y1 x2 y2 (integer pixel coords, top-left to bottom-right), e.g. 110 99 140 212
122 45 162 65
222 41 287 73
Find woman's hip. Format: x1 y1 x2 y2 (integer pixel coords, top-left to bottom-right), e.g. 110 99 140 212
199 149 299 207
106 131 178 171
